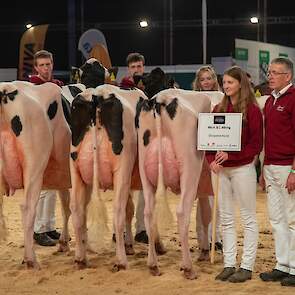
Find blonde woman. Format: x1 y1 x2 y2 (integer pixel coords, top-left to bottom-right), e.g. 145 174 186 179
192 65 221 91
193 65 223 261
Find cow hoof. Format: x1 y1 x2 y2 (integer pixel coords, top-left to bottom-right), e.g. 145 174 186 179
125 244 135 255
149 265 162 276
111 263 126 273
74 259 87 270
181 267 197 280
23 260 41 270
197 249 210 261
155 241 167 255
58 241 70 253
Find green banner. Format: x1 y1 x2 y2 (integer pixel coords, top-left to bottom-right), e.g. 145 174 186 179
235 48 248 61
279 53 288 58
259 50 270 64
259 50 270 82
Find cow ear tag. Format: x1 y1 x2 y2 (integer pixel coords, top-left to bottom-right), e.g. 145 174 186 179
137 79 143 89
110 72 116 82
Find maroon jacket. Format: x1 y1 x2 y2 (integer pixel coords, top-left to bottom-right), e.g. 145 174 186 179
206 101 263 167
264 85 295 165
120 76 135 88
29 75 64 87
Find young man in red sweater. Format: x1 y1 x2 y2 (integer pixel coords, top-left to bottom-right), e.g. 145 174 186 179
29 50 63 247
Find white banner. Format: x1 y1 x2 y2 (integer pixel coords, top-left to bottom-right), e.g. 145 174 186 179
78 29 108 59
198 113 242 151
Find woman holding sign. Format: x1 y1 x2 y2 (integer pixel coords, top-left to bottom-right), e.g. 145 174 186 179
206 66 263 283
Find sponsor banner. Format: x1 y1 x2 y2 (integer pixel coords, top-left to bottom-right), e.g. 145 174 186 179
18 24 49 80
89 43 112 68
259 50 270 82
78 29 108 59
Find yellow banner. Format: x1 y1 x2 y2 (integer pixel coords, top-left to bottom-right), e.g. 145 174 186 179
89 43 112 69
18 24 49 80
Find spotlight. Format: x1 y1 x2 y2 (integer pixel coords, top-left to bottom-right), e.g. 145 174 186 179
250 17 259 24
139 20 148 28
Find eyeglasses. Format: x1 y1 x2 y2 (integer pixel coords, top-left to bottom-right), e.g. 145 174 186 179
267 71 288 77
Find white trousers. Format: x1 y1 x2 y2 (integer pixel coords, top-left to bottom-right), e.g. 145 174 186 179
264 165 295 275
135 190 146 234
219 163 258 271
34 190 57 233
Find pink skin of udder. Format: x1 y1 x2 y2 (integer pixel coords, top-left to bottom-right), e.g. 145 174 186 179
144 137 180 194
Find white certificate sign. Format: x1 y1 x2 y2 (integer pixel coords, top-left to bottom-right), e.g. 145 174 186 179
197 113 242 151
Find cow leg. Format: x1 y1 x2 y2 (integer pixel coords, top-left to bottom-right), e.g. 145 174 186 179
70 163 90 269
124 193 135 255
112 183 130 272
144 186 162 276
197 197 211 261
20 177 43 269
177 177 199 280
57 189 71 252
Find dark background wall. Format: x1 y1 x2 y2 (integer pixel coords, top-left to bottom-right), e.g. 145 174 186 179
0 0 294 70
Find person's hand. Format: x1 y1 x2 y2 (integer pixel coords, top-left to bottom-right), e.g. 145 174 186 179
286 173 295 194
209 161 223 174
215 151 228 165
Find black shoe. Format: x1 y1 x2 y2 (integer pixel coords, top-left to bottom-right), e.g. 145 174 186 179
228 268 252 283
112 233 116 243
134 230 149 244
215 267 236 281
281 274 295 287
34 232 56 247
46 230 61 240
210 241 223 252
260 269 289 282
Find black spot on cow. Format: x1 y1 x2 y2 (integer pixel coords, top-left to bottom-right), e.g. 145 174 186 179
0 89 18 104
71 94 96 147
71 92 124 154
7 89 18 101
97 93 124 155
61 94 71 125
70 151 78 161
143 129 151 146
80 60 106 88
155 101 163 115
11 115 22 136
68 85 83 98
135 97 155 128
47 101 58 120
166 98 178 120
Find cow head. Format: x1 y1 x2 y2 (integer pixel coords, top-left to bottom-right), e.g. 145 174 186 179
134 67 175 98
79 58 118 88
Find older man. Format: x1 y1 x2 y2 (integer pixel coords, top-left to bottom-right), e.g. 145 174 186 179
260 58 295 287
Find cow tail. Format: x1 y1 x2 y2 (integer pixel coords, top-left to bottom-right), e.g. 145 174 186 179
87 122 109 251
0 158 7 242
154 107 174 234
0 195 7 242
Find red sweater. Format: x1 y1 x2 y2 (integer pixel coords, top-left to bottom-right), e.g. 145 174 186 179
120 76 135 88
264 86 295 165
29 75 64 87
206 101 263 167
